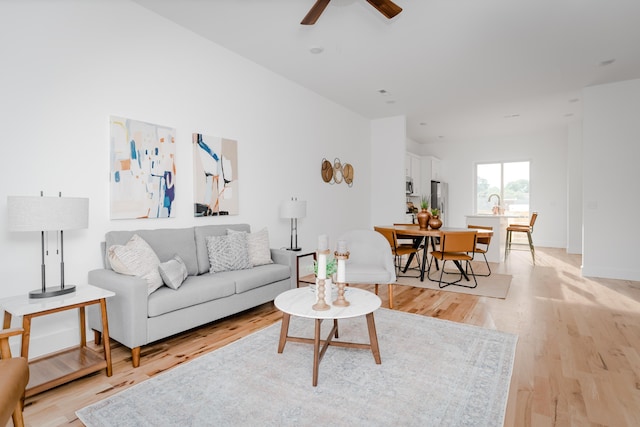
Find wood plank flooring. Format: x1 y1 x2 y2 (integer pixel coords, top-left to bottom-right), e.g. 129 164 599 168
17 247 640 427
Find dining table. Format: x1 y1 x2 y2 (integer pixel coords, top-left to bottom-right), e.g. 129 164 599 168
378 225 494 282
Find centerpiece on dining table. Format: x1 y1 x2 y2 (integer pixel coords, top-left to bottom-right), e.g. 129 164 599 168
417 195 431 229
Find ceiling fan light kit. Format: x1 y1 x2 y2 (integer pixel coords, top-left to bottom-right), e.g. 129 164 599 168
301 0 402 25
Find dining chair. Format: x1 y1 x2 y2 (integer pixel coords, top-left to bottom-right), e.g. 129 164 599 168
374 226 422 276
0 328 29 427
505 212 538 265
393 223 424 271
467 224 493 276
426 230 478 288
339 229 397 308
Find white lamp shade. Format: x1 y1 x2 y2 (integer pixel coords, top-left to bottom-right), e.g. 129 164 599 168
7 196 89 232
280 199 307 219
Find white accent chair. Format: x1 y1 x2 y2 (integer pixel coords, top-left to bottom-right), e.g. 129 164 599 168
339 229 397 308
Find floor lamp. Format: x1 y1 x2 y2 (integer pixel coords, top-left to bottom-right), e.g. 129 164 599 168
7 192 89 299
280 197 306 251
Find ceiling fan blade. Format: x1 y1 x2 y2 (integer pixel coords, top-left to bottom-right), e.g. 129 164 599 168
366 0 402 19
301 0 332 25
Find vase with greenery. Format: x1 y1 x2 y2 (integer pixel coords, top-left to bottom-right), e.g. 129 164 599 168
417 195 431 229
429 208 442 229
312 257 337 281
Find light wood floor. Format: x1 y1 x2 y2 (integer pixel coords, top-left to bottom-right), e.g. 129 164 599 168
16 247 640 427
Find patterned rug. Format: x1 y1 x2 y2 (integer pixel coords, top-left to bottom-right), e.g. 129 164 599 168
77 308 517 427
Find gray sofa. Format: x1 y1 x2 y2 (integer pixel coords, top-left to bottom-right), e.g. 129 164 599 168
87 224 296 367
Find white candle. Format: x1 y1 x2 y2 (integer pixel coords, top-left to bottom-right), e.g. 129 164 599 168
337 240 347 254
318 234 328 251
317 252 327 280
337 258 346 283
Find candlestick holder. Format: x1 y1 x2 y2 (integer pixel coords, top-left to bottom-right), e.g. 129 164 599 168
333 251 350 307
312 249 331 311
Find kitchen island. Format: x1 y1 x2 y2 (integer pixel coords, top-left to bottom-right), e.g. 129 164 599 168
465 214 527 262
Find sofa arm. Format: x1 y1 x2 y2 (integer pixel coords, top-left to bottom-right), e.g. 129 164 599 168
87 269 149 350
270 248 297 289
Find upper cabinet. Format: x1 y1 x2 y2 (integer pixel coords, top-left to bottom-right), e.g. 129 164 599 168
406 153 422 196
421 156 442 188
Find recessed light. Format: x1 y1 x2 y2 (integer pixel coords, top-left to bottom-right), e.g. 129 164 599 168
599 58 616 66
438 136 445 139
419 122 427 126
569 98 580 103
377 89 389 96
504 114 520 119
385 100 396 104
309 46 324 54
564 113 574 117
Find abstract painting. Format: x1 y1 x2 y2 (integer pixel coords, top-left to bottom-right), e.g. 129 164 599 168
110 116 176 219
193 133 239 216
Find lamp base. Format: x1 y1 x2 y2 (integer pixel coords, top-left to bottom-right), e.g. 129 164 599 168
29 285 76 299
286 247 302 252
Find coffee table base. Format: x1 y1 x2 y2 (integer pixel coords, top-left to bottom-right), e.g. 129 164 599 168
277 312 381 386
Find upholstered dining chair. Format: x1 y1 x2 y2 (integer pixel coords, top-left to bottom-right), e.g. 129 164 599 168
0 328 29 427
339 229 397 308
467 224 493 276
374 226 422 276
393 223 425 270
505 211 538 265
427 230 478 289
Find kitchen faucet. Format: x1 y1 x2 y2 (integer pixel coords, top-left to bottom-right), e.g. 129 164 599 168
488 193 502 214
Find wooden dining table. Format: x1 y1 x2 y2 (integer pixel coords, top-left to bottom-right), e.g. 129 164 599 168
377 225 494 282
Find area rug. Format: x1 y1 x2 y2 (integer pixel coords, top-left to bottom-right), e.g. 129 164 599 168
396 262 512 299
77 308 518 427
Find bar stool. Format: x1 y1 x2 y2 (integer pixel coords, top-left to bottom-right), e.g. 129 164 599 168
505 212 538 265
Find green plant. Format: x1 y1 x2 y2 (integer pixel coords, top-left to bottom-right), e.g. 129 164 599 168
431 208 439 216
312 257 337 277
420 195 430 210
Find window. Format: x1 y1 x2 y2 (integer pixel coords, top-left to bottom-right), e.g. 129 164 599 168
475 161 529 215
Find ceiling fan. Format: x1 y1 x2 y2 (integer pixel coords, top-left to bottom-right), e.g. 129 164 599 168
301 0 402 25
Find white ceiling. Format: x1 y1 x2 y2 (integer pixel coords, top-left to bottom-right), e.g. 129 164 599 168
133 0 640 144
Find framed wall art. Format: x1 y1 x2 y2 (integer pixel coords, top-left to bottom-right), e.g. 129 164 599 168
193 133 239 216
110 116 176 219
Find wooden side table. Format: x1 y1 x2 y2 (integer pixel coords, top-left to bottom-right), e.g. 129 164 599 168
296 251 316 287
0 284 115 397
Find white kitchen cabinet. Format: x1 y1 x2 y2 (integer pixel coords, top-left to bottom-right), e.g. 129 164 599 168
406 152 421 196
421 156 441 188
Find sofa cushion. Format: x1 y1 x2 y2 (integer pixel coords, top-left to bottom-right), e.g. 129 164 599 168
158 255 189 290
212 263 290 294
206 233 252 273
147 274 236 317
194 224 251 274
228 228 273 267
105 228 198 276
108 234 164 295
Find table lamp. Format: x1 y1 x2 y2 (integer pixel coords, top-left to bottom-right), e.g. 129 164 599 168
279 197 306 251
7 192 89 298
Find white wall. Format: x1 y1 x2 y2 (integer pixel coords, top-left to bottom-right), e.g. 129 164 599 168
371 116 407 226
419 128 569 249
582 79 640 280
0 1 373 356
567 122 583 254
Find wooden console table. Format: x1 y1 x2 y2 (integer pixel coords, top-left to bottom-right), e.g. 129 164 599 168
0 284 114 397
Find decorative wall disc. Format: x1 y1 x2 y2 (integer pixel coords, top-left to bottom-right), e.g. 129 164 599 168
321 159 333 183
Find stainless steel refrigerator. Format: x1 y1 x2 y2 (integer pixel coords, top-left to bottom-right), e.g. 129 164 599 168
430 180 448 225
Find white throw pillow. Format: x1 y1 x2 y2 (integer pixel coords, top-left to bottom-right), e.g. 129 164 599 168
229 228 273 267
206 232 252 273
158 255 189 290
108 234 164 294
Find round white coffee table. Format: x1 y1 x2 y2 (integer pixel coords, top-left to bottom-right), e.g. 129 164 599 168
274 286 382 386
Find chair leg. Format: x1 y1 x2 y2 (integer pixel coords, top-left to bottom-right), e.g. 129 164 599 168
504 230 511 259
527 232 536 265
374 284 379 295
388 284 394 309
466 252 491 277
12 400 25 427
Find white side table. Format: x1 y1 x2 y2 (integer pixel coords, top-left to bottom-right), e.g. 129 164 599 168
274 287 382 386
0 284 115 397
